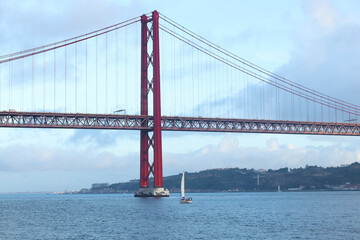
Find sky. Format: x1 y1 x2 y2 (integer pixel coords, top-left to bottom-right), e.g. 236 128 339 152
0 0 360 192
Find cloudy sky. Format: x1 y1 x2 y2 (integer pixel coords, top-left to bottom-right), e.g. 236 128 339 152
0 0 360 192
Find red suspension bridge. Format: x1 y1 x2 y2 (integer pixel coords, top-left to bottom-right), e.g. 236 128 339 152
0 11 359 196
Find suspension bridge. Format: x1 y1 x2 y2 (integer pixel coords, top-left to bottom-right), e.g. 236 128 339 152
0 11 359 197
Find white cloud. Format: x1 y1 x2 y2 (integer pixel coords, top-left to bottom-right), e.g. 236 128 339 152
267 138 279 150
218 134 239 152
163 135 360 176
0 144 137 172
279 0 360 105
304 0 339 31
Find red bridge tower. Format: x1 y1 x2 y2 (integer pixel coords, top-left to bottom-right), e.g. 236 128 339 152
134 11 169 197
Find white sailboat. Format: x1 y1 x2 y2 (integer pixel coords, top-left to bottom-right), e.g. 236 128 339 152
180 172 192 204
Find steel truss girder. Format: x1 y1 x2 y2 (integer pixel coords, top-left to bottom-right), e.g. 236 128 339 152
1 112 359 136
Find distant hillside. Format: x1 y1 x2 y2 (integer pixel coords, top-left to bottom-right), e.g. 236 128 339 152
79 162 360 193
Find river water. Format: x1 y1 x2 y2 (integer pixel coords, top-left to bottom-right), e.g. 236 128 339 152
0 191 359 239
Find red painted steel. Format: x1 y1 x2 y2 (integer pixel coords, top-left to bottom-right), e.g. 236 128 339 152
152 11 163 188
137 11 164 189
140 14 149 188
0 112 359 135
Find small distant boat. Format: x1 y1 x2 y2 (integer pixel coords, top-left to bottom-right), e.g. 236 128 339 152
180 172 192 204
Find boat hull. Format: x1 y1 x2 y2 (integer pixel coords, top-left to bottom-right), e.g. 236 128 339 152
180 199 192 204
134 187 170 197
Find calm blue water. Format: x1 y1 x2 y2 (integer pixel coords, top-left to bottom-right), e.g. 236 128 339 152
0 191 359 239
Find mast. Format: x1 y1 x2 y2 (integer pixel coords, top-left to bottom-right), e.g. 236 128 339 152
181 172 185 198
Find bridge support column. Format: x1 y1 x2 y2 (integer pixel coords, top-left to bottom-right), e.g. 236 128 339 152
135 11 169 197
152 11 163 189
139 14 150 189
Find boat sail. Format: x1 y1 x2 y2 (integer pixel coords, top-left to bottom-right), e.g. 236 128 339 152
181 172 185 199
180 172 192 204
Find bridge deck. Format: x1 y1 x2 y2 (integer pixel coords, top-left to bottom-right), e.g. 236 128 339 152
0 112 359 136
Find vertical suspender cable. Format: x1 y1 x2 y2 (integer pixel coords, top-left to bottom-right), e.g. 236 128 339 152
189 40 191 116
277 79 279 120
125 27 127 113
164 27 167 115
262 78 265 119
255 72 258 119
335 102 337 122
251 78 254 118
183 41 185 115
180 40 182 115
8 61 11 109
227 60 229 118
135 22 139 114
43 52 46 112
86 40 88 113
342 101 344 122
212 59 217 117
65 45 67 112
299 94 301 121
213 47 216 117
0 64 2 109
234 67 236 118
230 63 232 118
217 58 220 117
248 75 250 118
192 38 194 117
197 48 200 116
11 61 13 109
181 40 184 115
226 61 228 118
188 40 191 116
253 78 256 119
162 30 166 116
188 41 190 116
75 42 77 113
268 79 271 119
218 58 220 117
54 49 56 112
321 97 323 122
22 59 24 111
291 85 294 120
245 74 251 119
259 78 261 119
116 30 118 110
205 49 207 116
314 98 316 122
96 37 98 113
215 58 217 117
210 52 213 117
260 79 262 119
106 34 108 113
283 86 286 120
246 74 248 118
189 42 191 116
208 49 211 117
243 72 245 118
173 26 175 116
237 71 239 118
306 92 309 121
32 55 34 111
